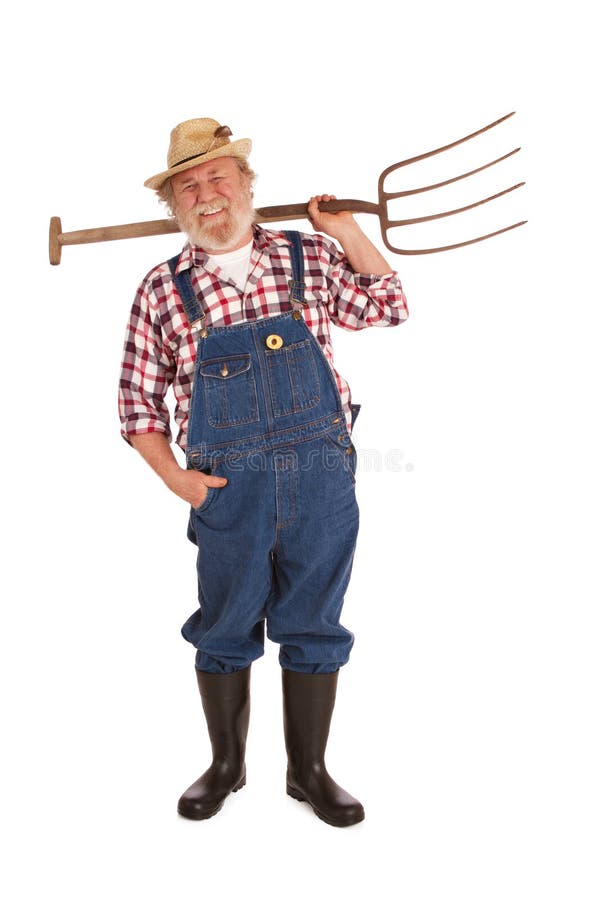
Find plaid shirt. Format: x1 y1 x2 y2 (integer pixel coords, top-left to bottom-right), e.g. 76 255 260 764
118 225 409 451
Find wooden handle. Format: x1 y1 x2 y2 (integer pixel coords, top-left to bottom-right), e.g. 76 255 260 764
48 217 181 265
48 199 379 265
255 199 380 221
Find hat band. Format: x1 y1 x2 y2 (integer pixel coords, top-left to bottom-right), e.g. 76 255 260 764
172 149 211 168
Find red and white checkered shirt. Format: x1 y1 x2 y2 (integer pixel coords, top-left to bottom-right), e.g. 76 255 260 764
118 225 409 451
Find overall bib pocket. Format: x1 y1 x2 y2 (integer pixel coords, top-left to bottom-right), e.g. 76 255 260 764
266 339 320 418
200 354 260 428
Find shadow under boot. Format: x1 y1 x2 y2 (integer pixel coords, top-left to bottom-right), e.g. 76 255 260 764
178 666 251 820
282 669 365 827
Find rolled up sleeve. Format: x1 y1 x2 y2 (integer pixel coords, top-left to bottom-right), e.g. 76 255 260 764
118 278 175 445
316 235 409 330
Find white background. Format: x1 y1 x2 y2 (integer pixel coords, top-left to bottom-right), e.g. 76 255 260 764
2 1 599 897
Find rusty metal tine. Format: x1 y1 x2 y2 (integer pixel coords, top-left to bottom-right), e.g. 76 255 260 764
386 182 525 228
387 221 527 256
384 148 521 199
378 112 516 185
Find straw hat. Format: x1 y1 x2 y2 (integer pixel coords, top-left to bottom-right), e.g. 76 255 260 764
144 118 252 190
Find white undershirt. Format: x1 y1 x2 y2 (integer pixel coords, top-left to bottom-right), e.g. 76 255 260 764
207 239 253 292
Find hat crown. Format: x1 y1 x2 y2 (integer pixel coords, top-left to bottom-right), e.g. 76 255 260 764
167 118 232 168
144 117 251 190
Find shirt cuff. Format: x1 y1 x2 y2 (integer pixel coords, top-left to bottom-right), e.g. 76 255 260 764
354 271 400 290
120 421 172 446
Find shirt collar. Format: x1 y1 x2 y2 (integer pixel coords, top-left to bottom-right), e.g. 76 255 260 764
175 225 291 274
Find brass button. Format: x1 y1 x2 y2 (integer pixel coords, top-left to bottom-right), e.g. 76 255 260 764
292 310 302 320
345 447 353 455
332 417 341 424
266 334 284 350
220 363 229 377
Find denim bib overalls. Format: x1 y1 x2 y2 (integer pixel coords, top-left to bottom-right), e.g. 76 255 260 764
168 232 360 675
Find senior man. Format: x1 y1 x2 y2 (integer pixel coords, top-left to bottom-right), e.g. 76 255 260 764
119 118 408 827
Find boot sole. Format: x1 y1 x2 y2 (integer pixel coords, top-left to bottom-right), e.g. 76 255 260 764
178 775 246 820
286 784 365 828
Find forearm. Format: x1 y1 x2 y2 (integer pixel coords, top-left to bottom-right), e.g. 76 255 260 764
130 432 183 488
129 432 228 507
335 220 394 276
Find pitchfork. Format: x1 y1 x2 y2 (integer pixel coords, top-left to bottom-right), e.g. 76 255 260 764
48 112 526 265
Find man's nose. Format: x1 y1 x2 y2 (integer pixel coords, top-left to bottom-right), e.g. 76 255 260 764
194 182 217 204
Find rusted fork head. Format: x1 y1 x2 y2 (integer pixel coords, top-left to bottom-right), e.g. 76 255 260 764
375 111 526 254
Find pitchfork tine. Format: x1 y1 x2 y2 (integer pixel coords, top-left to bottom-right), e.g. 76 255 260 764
378 111 517 184
390 221 528 256
384 148 521 199
387 182 525 228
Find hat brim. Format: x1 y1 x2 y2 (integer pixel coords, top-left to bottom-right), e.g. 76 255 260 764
144 139 252 190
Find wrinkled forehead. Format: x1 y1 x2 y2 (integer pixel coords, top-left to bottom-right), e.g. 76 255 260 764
171 156 241 188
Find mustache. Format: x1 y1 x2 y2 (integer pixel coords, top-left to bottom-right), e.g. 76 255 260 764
190 200 231 216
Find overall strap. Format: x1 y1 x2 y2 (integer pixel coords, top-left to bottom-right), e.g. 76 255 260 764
167 254 205 328
283 230 306 306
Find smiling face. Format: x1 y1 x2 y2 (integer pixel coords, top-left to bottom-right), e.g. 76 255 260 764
170 156 255 253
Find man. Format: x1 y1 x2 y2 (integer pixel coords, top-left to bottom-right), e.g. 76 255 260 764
119 118 408 827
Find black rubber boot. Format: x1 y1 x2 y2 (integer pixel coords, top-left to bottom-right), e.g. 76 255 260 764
177 667 250 820
282 669 365 827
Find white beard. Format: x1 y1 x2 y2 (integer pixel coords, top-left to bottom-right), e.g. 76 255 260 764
176 193 255 252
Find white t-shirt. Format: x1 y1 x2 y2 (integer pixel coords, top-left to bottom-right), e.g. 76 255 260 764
207 239 253 293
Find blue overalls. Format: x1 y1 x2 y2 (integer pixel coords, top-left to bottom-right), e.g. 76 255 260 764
168 232 360 675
